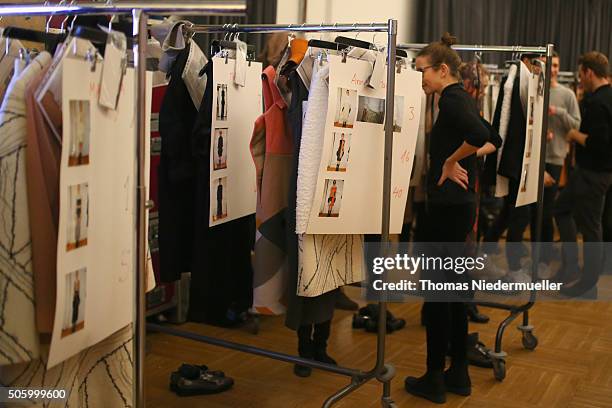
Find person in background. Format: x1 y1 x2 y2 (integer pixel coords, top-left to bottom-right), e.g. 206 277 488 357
554 51 612 297
536 51 581 278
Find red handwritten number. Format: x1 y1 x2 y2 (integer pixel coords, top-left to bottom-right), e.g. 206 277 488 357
400 150 410 163
393 187 403 199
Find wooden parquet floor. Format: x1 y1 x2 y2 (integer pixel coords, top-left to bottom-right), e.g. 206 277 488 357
145 288 612 408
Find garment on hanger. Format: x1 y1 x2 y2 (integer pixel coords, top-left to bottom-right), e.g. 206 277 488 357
483 62 527 189
251 65 293 315
25 59 59 335
284 65 338 329
0 36 25 101
149 18 190 73
295 62 328 233
292 54 364 299
0 52 52 365
157 46 197 284
190 60 254 325
496 62 528 182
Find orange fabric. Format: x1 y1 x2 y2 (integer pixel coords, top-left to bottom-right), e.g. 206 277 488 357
288 39 308 65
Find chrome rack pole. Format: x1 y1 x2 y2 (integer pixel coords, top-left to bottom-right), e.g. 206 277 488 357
528 43 554 301
398 43 548 54
378 17 398 408
0 1 246 16
132 9 149 408
187 22 389 34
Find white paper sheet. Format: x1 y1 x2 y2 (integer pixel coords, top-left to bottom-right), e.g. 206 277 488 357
305 54 422 234
209 56 262 226
49 59 152 368
516 73 544 207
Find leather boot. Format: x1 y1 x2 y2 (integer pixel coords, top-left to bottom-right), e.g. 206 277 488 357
404 369 446 404
313 320 337 365
444 361 471 396
294 325 313 377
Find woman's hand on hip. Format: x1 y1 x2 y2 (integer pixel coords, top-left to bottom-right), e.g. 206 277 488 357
438 159 468 190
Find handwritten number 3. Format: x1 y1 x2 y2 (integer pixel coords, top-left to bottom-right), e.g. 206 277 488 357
408 107 415 121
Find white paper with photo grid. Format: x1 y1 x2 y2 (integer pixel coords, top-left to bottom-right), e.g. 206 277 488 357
209 57 262 226
516 73 544 207
49 60 152 368
306 54 422 234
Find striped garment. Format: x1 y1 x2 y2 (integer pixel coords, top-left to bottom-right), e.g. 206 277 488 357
0 50 135 407
0 52 52 365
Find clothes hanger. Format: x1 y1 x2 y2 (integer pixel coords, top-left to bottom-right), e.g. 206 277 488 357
2 27 63 45
304 24 347 52
334 35 375 51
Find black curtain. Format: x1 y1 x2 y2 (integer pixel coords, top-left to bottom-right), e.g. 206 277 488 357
191 0 277 60
416 0 612 71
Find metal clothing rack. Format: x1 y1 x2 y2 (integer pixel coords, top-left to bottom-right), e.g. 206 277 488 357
1 3 400 407
147 20 401 408
398 42 554 381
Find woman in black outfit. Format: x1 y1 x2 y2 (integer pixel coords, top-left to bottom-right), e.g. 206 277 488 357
404 33 501 404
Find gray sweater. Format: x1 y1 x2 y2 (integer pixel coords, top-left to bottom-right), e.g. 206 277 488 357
546 83 581 165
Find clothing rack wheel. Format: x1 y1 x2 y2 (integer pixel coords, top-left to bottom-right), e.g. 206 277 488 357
492 358 506 381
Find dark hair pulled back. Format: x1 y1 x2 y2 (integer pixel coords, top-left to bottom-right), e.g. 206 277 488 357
417 32 462 77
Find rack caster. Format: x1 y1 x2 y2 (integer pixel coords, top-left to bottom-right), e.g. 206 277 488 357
488 351 507 382
518 325 538 350
492 359 506 381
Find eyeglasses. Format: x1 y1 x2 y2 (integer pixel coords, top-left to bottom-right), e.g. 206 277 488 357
416 64 438 73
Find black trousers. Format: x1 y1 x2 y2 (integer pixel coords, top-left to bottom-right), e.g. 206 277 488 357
603 187 612 274
504 179 532 270
484 164 562 267
554 167 612 286
483 179 530 270
530 164 562 264
603 186 612 243
422 202 475 370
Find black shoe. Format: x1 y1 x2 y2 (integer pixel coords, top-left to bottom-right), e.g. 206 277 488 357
466 333 493 368
560 281 598 299
386 317 406 333
313 349 337 365
174 372 234 396
404 370 446 404
358 304 379 317
466 304 490 324
352 313 370 329
293 363 312 377
444 363 471 396
170 364 210 392
336 290 359 311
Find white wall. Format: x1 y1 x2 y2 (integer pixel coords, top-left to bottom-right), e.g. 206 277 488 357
276 0 418 44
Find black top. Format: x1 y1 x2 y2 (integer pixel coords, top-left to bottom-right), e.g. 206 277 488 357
576 84 612 172
189 61 254 327
428 83 502 204
157 47 197 283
